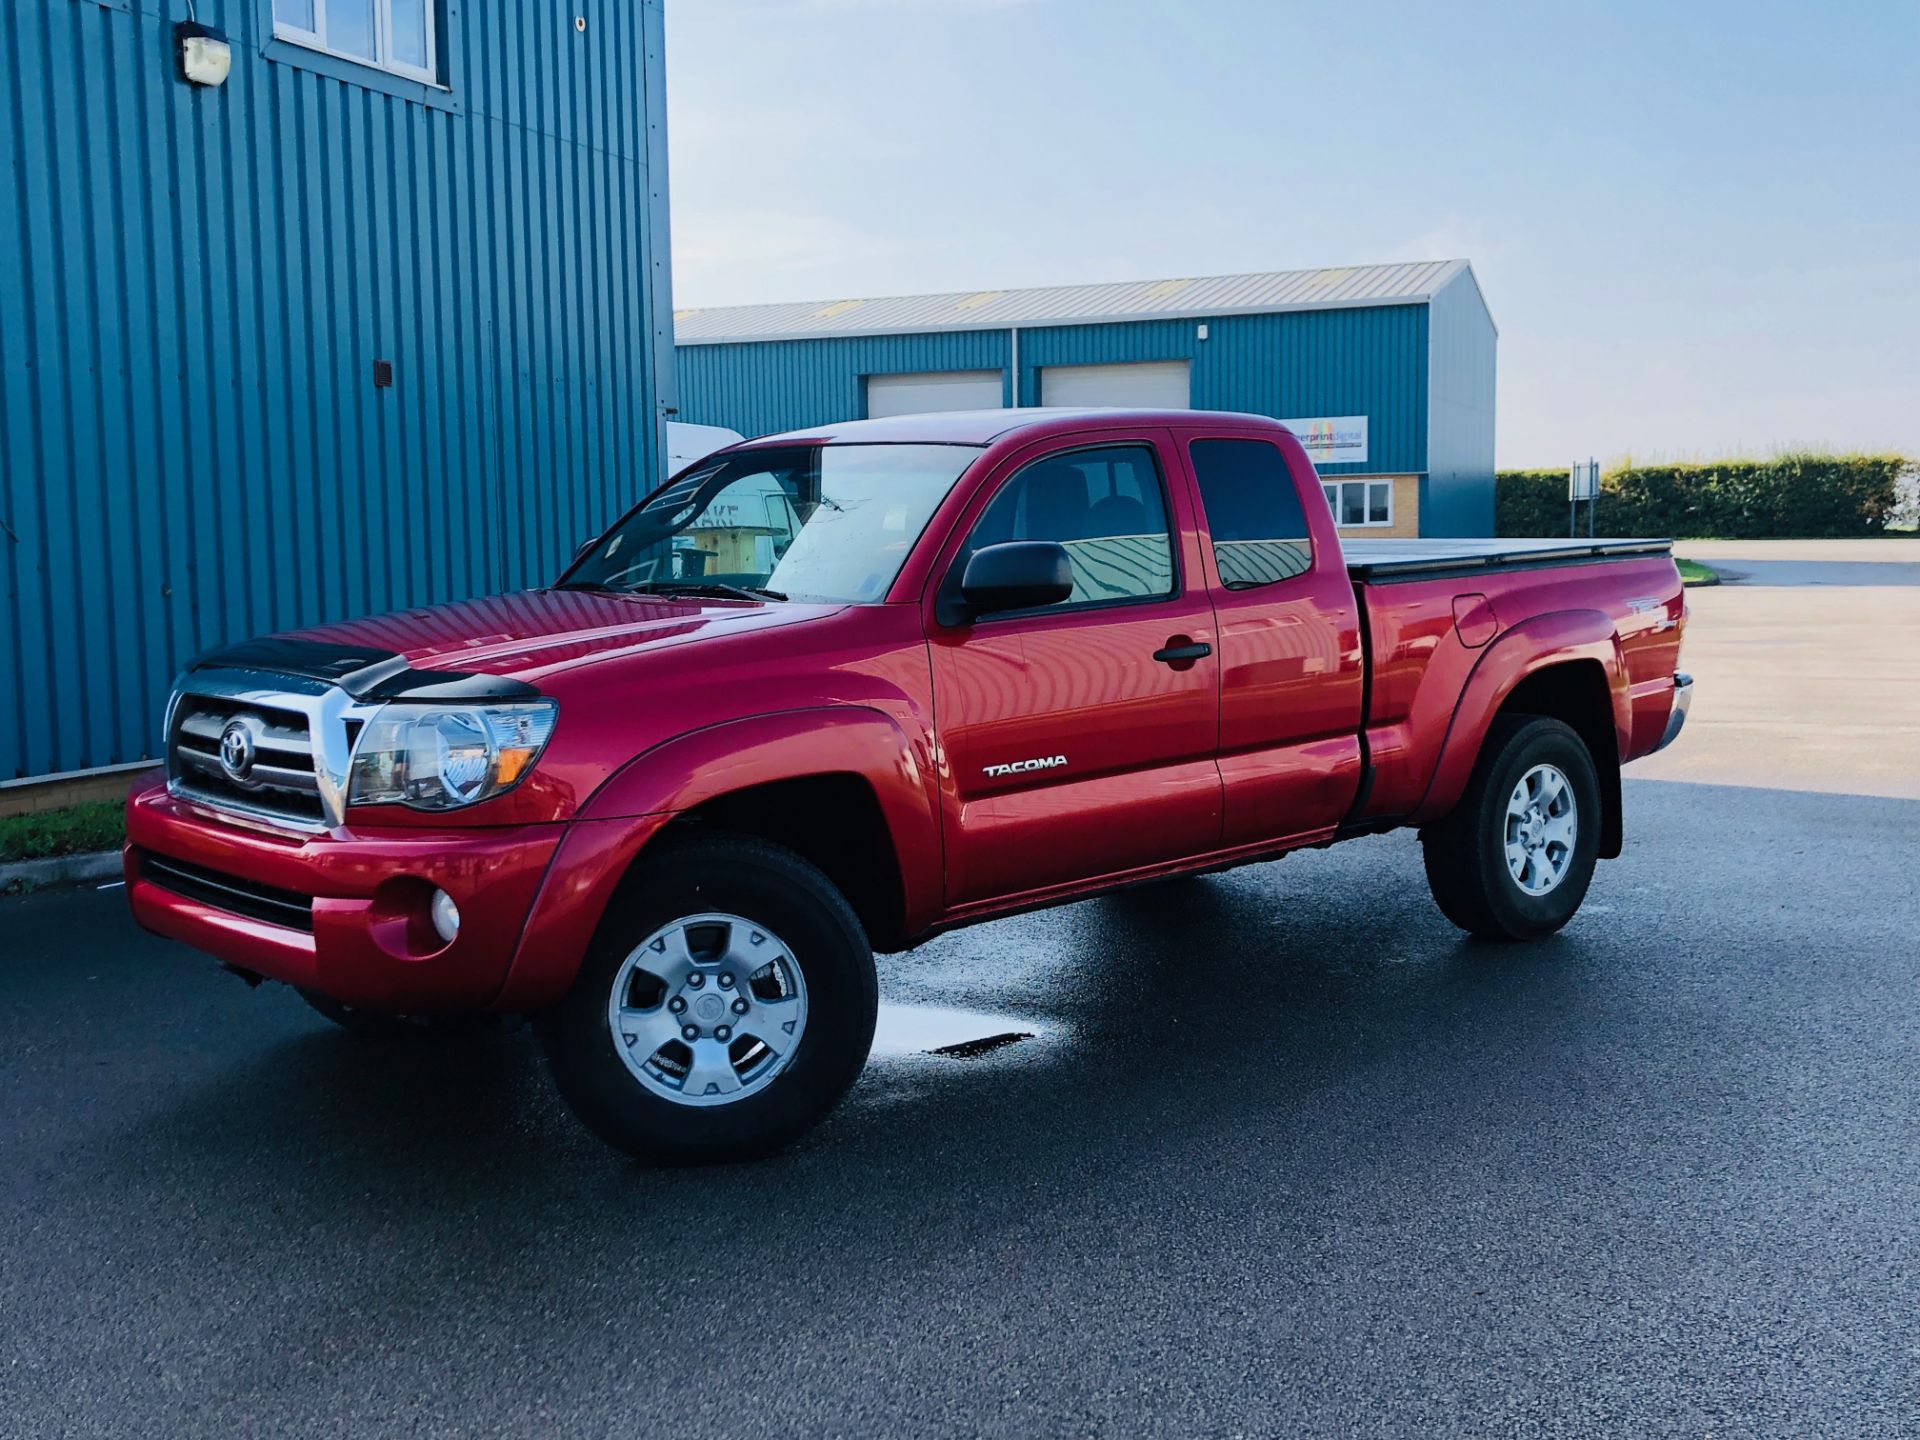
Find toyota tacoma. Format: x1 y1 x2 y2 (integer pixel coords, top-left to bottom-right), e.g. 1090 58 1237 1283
125 409 1692 1160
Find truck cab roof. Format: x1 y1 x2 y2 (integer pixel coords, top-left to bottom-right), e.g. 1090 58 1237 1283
752 407 1295 447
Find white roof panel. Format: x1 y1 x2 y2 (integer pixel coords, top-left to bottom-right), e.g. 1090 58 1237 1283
676 259 1474 345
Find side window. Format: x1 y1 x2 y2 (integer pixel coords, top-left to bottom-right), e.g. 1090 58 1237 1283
965 445 1176 609
1189 439 1313 587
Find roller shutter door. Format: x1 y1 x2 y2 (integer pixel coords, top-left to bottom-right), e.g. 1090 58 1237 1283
865 370 1006 418
1039 360 1191 408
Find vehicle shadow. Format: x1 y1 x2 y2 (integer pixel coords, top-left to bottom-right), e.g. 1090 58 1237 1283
74 780 1906 1227
80 836 1613 1227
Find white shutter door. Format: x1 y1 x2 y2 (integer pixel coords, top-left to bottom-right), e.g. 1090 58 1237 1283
1039 360 1191 409
865 370 1005 418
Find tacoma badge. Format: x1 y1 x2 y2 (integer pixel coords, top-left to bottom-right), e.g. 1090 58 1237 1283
983 755 1068 778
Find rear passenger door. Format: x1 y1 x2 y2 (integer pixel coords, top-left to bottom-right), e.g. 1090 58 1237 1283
925 433 1222 908
1180 431 1367 847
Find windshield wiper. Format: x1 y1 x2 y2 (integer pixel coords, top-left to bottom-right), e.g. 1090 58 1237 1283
551 578 617 593
625 580 788 603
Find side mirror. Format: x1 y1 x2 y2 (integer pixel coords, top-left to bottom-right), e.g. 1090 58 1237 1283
956 541 1074 619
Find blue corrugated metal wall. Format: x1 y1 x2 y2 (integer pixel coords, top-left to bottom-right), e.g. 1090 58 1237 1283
1018 307 1429 477
1422 269 1498 536
676 303 1431 478
676 330 1014 438
0 0 674 781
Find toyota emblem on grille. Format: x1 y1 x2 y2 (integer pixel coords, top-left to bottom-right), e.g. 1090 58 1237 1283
218 718 259 786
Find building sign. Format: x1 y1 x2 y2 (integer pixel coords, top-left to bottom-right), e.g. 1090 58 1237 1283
1281 415 1368 467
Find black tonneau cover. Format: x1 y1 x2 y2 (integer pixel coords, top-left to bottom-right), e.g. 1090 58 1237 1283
1343 537 1671 583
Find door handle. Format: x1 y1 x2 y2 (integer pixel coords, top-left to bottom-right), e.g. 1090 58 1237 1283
1153 639 1212 665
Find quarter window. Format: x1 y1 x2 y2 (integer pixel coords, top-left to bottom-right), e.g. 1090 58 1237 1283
274 0 438 84
1321 480 1394 528
1188 438 1312 587
963 445 1176 610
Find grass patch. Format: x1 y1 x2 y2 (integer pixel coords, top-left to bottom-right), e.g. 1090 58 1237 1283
1676 558 1719 586
0 799 126 864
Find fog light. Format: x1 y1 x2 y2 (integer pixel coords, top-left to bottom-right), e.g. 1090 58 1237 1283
429 888 461 945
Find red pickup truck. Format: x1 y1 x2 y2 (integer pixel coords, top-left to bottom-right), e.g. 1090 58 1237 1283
125 409 1692 1161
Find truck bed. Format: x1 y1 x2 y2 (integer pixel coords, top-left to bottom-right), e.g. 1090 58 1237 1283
1343 537 1672 582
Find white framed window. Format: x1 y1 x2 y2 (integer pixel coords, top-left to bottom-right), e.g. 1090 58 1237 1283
1322 479 1394 528
273 0 438 85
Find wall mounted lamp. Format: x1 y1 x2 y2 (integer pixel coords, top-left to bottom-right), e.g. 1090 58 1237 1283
175 20 232 87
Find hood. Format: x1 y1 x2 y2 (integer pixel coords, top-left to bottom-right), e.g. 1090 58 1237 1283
191 589 846 698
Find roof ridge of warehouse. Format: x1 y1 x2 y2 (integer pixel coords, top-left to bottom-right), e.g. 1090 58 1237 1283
674 258 1483 345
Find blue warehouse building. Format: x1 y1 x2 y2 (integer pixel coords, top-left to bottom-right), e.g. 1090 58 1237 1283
0 0 676 784
675 259 1496 543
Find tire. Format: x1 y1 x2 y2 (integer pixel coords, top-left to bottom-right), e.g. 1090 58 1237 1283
538 835 878 1163
1421 715 1602 942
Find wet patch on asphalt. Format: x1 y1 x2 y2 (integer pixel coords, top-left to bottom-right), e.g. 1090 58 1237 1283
926 1031 1035 1059
867 1002 1051 1060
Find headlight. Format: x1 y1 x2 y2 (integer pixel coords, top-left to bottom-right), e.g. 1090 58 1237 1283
346 701 558 811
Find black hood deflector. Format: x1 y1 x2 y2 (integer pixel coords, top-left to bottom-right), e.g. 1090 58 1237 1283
189 636 541 702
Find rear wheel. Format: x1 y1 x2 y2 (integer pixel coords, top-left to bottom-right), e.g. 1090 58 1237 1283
1421 715 1602 941
539 835 877 1163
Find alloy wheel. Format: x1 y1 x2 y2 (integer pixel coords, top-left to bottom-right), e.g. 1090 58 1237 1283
606 912 809 1107
1504 763 1578 896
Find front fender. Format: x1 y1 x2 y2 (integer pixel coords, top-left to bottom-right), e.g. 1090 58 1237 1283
584 704 943 926
1410 610 1630 826
491 707 943 1010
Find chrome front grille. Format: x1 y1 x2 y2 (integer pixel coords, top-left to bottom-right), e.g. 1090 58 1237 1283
164 668 381 832
169 693 326 827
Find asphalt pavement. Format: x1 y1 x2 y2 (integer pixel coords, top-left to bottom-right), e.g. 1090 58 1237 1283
1649 539 1920 799
3 542 1917 1436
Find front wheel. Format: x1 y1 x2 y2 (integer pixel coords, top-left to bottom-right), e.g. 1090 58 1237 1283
539 835 877 1163
1421 715 1602 941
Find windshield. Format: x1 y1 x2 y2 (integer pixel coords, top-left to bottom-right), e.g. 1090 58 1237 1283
563 443 981 603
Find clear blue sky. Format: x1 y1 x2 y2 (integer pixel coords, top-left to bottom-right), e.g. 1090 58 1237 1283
666 0 1919 466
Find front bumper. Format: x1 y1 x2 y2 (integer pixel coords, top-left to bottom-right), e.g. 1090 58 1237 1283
125 776 564 1011
1652 671 1693 752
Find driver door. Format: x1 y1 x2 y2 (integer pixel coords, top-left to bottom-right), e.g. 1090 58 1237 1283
925 432 1222 909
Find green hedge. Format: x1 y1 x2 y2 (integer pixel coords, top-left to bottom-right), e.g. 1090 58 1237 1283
0 800 125 864
1496 455 1909 539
